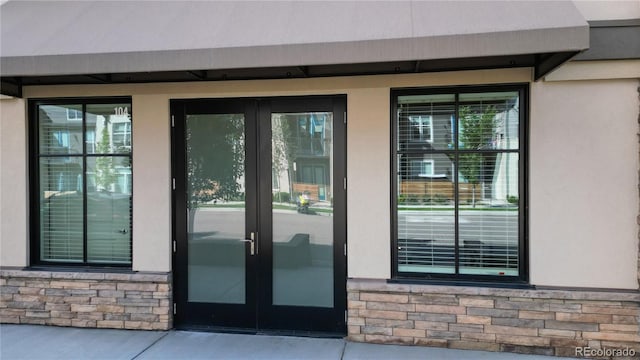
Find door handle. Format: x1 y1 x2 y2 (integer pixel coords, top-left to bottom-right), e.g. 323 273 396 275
240 232 257 255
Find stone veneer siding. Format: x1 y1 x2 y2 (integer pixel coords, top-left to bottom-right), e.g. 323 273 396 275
0 269 172 330
348 279 640 358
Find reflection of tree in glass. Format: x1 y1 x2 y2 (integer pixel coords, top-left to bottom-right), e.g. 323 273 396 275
458 105 496 207
272 115 298 201
95 118 117 191
187 115 244 232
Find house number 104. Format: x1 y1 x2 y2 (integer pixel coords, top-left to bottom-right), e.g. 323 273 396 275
114 107 129 116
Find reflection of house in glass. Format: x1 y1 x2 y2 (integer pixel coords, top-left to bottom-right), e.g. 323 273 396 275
38 104 132 263
272 112 333 203
491 105 519 202
39 105 132 195
397 93 519 206
396 92 521 277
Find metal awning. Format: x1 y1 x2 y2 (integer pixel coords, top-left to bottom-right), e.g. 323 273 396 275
0 1 589 97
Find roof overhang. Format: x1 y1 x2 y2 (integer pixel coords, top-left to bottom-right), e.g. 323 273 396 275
0 1 589 97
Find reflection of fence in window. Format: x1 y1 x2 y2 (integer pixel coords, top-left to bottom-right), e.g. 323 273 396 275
395 88 523 279
399 180 473 204
292 183 320 202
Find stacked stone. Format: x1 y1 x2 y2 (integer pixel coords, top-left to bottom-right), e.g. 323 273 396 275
347 280 640 358
0 269 171 330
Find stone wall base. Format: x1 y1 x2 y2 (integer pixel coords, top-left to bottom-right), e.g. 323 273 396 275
348 279 640 359
0 268 172 330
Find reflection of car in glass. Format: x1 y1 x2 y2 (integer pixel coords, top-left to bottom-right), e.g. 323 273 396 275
296 191 311 214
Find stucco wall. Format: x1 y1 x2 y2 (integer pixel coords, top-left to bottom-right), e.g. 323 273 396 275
345 88 390 279
0 97 28 267
530 79 639 289
130 95 172 272
3 67 637 289
573 0 640 21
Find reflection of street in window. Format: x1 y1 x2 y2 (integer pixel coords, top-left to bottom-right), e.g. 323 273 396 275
395 88 522 278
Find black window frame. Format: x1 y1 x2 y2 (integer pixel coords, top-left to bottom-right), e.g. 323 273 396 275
390 84 529 286
29 96 133 268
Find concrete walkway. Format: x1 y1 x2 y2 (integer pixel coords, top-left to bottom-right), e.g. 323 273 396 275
0 324 572 360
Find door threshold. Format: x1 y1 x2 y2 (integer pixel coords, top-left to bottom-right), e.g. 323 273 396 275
174 325 344 339
256 329 345 339
174 324 257 335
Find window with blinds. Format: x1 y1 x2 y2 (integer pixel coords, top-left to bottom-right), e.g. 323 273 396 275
393 85 526 281
33 99 132 265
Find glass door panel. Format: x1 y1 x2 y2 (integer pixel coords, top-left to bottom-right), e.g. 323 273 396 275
186 114 246 304
173 97 345 334
271 112 334 308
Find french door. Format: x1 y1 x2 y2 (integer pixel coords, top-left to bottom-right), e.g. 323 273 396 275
171 96 346 335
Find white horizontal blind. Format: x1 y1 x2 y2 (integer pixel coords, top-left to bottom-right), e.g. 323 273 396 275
86 156 132 264
39 157 84 262
457 154 519 276
38 102 132 265
396 90 520 277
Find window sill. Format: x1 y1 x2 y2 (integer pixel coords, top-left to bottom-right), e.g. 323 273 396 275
1 266 170 282
26 265 134 273
388 277 533 290
347 278 638 302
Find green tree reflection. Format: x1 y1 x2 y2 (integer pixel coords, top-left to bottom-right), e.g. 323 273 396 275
458 105 497 207
187 115 244 232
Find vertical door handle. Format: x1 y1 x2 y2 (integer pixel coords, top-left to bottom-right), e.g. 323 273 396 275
253 231 258 255
250 231 258 255
240 232 257 255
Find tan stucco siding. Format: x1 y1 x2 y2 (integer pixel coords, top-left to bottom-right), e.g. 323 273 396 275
0 97 28 267
530 78 639 289
346 88 391 279
4 67 636 289
573 0 640 21
20 68 530 274
130 95 172 272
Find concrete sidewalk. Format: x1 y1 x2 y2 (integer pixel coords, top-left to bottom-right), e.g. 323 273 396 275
0 324 572 360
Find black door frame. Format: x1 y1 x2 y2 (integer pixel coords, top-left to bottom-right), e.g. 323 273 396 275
171 95 347 335
171 98 258 330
